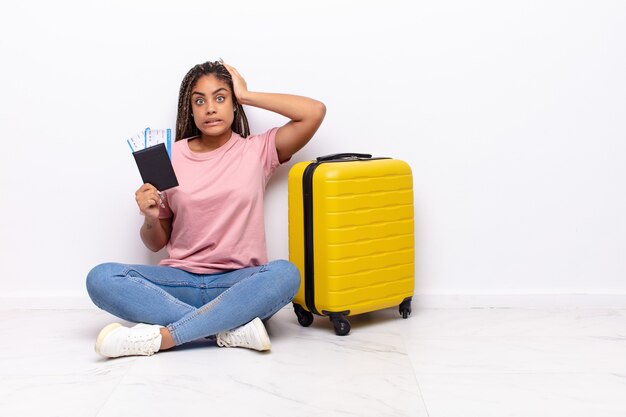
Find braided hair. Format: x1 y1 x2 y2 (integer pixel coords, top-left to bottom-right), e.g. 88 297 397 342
175 60 250 141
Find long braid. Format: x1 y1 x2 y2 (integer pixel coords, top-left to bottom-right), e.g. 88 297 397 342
175 61 250 141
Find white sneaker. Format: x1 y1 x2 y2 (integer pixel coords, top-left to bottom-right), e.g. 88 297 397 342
95 323 163 358
216 318 271 351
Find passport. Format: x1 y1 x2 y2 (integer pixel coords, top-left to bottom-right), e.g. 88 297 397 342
132 143 178 191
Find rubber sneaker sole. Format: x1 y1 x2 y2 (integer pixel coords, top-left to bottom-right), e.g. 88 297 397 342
251 318 272 351
95 323 122 355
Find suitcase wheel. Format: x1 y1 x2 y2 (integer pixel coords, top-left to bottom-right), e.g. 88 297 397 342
329 313 351 336
293 303 314 327
399 297 413 319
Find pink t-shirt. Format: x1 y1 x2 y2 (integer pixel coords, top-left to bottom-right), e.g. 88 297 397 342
158 128 281 274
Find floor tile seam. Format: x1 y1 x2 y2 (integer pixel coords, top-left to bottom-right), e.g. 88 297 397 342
121 369 429 378
0 372 131 379
93 358 139 417
93 379 126 417
399 332 432 417
402 335 626 340
411 370 624 376
115 374 218 396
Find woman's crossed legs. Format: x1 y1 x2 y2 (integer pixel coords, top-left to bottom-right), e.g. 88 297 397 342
85 260 300 357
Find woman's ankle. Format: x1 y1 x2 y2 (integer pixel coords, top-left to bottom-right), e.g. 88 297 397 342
159 327 176 350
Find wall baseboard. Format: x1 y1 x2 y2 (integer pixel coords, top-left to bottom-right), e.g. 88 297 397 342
1 292 626 310
412 292 626 309
0 293 97 310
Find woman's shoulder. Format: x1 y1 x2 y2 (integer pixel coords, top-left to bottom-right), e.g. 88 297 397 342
243 127 279 143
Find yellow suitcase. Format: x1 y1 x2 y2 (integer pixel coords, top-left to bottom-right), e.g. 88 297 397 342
288 153 414 335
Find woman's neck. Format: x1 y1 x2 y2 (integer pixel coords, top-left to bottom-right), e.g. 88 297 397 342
189 130 232 153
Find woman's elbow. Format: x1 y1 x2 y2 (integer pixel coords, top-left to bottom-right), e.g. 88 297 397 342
148 244 164 253
314 101 327 123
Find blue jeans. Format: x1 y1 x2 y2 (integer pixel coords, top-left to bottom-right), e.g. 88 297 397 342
86 259 300 346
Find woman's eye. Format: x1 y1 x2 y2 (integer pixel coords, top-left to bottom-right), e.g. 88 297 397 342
195 98 204 105
216 96 225 103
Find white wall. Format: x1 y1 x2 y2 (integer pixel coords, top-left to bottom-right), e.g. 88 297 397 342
1 0 625 308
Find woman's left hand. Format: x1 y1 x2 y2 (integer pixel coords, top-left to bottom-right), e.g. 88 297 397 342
222 62 249 103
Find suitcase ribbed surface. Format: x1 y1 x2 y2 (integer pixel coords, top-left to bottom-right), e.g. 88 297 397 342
289 158 415 316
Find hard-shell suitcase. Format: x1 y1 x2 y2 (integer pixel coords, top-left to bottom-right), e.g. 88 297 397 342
288 153 414 335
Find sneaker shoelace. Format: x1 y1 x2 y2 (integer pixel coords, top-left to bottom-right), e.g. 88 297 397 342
121 333 160 355
217 329 251 348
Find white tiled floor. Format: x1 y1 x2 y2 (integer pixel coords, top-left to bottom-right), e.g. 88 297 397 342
1 307 626 416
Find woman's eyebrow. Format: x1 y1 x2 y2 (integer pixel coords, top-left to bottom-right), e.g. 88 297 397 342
192 88 228 96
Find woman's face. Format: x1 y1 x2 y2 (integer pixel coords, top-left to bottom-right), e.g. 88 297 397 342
190 74 235 139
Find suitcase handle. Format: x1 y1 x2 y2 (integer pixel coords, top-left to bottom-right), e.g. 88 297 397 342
316 153 372 162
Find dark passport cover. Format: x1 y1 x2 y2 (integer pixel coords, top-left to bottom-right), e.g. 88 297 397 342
132 143 179 191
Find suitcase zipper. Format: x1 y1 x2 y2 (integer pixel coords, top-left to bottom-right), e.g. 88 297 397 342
302 162 321 315
302 155 391 316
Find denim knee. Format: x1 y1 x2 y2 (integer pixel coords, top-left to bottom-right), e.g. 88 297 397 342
269 259 301 299
85 262 119 305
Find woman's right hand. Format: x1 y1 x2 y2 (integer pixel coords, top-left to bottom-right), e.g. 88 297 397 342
135 183 162 220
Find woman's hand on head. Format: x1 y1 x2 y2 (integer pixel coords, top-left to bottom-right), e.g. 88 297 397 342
135 183 162 220
222 62 249 103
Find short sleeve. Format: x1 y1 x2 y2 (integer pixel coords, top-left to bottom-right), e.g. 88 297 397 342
251 127 281 179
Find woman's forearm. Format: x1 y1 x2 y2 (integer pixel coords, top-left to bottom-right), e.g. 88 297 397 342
140 217 169 252
238 91 325 123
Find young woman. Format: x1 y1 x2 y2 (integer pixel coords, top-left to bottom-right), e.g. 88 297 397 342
86 60 326 358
